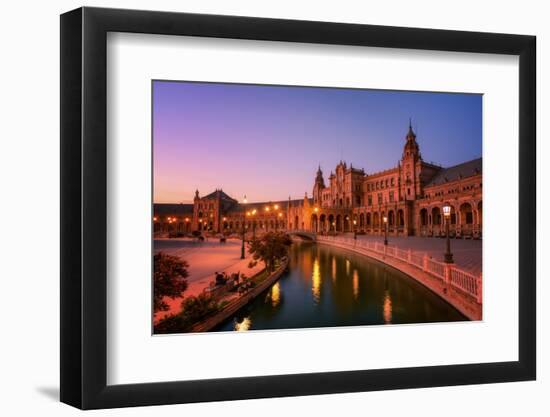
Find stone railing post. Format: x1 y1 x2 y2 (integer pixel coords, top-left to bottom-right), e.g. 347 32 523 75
407 249 412 264
422 254 429 272
444 263 453 286
476 272 483 304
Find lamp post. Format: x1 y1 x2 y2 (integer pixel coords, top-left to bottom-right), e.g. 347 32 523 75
443 204 454 263
383 215 388 246
241 195 247 259
353 218 357 244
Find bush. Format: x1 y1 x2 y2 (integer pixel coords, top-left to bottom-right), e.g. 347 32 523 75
154 293 224 334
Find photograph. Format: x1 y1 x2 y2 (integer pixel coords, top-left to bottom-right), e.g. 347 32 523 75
152 80 483 334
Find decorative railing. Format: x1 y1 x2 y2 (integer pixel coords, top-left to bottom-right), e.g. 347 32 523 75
316 235 482 304
450 267 480 298
426 258 445 280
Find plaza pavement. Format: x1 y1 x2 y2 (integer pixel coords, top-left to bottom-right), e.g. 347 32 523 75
349 233 482 275
154 238 264 321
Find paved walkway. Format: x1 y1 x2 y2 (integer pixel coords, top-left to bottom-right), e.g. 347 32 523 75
154 238 264 322
346 234 482 275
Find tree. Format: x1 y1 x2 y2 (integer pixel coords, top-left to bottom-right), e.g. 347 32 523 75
154 252 189 312
247 231 292 272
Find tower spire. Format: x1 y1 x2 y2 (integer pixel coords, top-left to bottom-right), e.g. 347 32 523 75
406 118 416 141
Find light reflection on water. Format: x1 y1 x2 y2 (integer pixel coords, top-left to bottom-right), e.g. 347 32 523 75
216 242 466 332
234 316 251 331
383 290 393 324
312 258 321 304
271 282 281 307
353 269 359 300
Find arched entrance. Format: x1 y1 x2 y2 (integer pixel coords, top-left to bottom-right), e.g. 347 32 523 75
459 202 474 237
431 207 441 236
328 214 335 232
311 214 318 232
344 215 350 232
397 209 405 234
419 208 428 236
388 210 395 232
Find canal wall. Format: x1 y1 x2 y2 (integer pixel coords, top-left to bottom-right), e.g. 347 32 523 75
191 257 290 332
316 236 482 321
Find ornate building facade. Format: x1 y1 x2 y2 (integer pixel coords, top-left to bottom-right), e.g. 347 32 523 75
154 123 482 238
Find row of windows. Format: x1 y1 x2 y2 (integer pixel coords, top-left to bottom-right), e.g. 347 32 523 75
366 190 396 206
424 183 481 199
366 177 396 192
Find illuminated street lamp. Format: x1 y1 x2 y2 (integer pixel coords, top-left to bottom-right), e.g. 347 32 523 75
246 208 258 239
241 195 247 259
383 215 388 246
443 204 454 263
353 218 357 243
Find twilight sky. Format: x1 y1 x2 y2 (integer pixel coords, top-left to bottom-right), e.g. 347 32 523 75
153 80 482 204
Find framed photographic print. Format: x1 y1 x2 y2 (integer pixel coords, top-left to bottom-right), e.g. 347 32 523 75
60 6 536 409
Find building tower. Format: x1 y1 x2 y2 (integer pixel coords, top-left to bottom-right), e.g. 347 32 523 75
192 189 201 231
312 165 325 207
400 120 422 201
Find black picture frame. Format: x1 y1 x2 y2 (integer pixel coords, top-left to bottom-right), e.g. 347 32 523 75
60 6 536 410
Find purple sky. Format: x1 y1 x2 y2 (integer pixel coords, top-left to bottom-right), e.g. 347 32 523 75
153 80 482 204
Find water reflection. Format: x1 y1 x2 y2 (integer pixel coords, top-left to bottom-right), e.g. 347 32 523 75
353 270 359 300
383 290 393 324
270 282 281 307
216 242 466 332
312 257 321 304
234 316 251 331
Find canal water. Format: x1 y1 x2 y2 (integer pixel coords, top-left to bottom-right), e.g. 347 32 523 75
215 242 466 332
